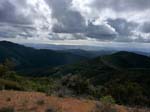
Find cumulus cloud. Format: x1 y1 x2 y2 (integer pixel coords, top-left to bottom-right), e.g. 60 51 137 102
0 0 54 40
91 0 150 12
0 0 31 24
0 0 150 44
46 0 86 34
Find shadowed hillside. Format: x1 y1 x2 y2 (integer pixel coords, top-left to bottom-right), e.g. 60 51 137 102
0 41 86 69
101 51 150 69
43 51 150 106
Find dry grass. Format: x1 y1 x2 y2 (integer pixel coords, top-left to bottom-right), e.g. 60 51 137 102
0 90 149 112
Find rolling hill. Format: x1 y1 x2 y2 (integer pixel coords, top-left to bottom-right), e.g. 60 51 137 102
48 51 150 77
43 51 150 106
0 41 86 69
101 51 150 69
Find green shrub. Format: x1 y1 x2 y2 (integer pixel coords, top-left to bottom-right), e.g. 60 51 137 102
61 75 92 95
0 79 22 90
100 95 116 105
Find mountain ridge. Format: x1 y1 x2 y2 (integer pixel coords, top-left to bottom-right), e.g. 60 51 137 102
101 51 150 69
0 41 86 69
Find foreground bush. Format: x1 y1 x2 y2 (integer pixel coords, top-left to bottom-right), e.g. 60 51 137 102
100 95 116 105
0 79 22 90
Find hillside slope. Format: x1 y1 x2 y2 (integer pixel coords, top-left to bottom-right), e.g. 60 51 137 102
49 51 150 77
0 41 86 69
45 51 150 106
101 51 150 69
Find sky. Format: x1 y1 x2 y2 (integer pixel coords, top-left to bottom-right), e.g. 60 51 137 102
0 0 150 49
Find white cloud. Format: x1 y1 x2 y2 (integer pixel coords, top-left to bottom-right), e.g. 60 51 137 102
1 0 150 45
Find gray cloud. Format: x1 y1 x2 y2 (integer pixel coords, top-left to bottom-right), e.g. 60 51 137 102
46 0 86 33
0 22 36 39
139 22 150 33
91 0 150 12
45 0 118 41
107 18 137 36
0 0 150 44
85 22 117 40
0 0 31 25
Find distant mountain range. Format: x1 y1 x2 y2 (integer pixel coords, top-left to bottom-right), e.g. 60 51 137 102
24 43 150 57
24 43 114 51
1 41 150 73
0 41 86 69
59 49 116 58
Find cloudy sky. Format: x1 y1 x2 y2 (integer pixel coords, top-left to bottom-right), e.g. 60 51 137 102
0 0 150 48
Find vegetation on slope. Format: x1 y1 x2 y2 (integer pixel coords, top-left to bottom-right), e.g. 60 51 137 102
101 51 150 69
40 51 150 106
0 51 150 107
